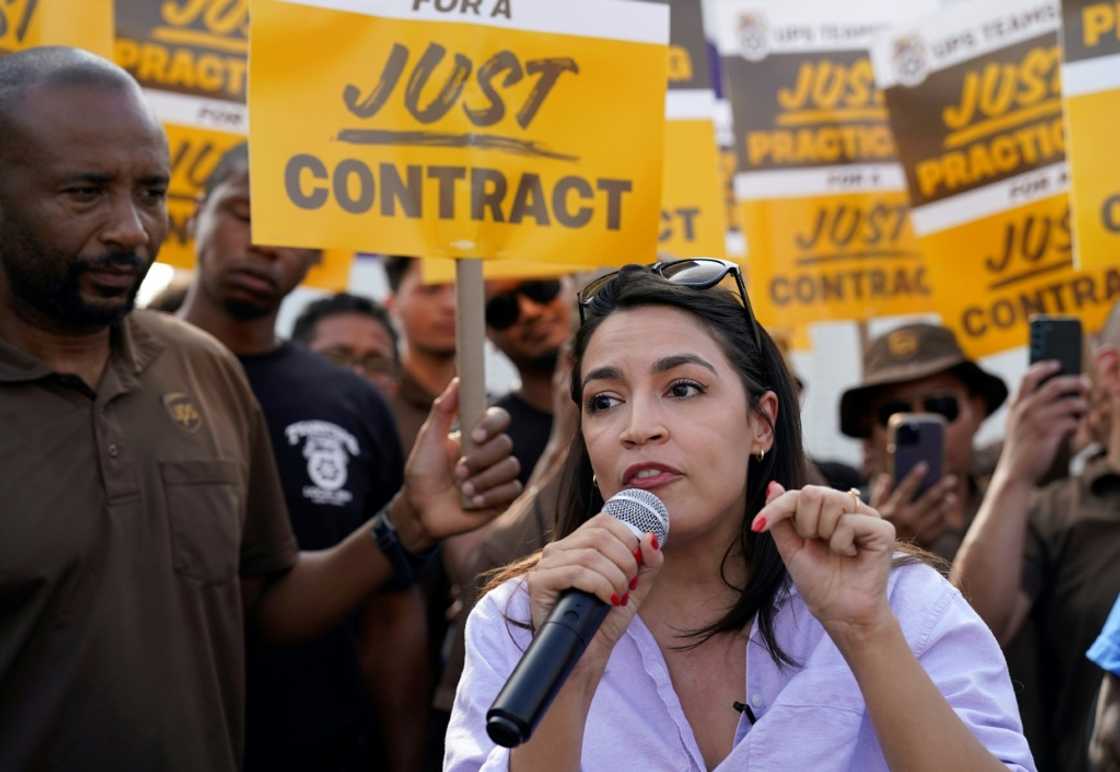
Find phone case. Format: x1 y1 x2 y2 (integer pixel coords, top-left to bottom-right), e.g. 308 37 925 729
888 413 946 500
1029 315 1082 377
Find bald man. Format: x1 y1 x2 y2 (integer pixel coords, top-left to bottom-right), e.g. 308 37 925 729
0 47 519 771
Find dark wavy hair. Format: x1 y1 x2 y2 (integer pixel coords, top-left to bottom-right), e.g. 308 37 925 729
488 267 807 666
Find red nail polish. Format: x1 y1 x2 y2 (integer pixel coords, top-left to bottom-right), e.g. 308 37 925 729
610 593 620 606
621 593 629 606
629 576 639 591
634 547 644 566
651 534 660 551
752 516 767 533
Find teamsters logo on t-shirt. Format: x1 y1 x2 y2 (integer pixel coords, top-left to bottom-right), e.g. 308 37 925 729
285 420 359 506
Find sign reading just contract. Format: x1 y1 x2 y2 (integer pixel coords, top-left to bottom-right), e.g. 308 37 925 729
1060 0 1120 270
113 0 352 289
716 0 938 330
0 0 113 58
660 0 726 259
874 0 1120 357
247 0 670 265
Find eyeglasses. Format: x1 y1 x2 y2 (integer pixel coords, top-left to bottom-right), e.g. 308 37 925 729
577 258 761 348
319 348 399 378
875 395 960 428
485 279 563 331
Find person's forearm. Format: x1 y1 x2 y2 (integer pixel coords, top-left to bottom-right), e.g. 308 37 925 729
949 469 1033 641
508 662 603 772
253 517 392 643
360 587 430 772
832 616 1007 772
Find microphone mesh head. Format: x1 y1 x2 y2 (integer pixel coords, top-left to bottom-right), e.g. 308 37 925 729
603 489 669 545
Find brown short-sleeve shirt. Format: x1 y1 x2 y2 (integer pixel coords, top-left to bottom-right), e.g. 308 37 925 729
0 310 298 771
1021 456 1120 772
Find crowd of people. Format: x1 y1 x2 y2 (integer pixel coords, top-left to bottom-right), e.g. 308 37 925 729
4 46 1120 772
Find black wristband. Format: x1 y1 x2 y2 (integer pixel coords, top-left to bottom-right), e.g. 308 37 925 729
370 506 418 589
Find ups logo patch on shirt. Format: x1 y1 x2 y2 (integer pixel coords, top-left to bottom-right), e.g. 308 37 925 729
163 392 202 433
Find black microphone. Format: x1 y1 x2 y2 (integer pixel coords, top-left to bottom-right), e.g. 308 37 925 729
485 488 670 748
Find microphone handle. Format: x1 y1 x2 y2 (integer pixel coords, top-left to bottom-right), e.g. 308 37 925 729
485 589 611 748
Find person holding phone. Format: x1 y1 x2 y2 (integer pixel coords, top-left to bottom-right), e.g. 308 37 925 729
446 263 1034 771
951 306 1120 772
838 323 1009 561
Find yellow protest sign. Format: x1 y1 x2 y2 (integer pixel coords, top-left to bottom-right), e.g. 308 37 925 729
248 0 670 266
420 258 585 284
1061 0 1120 270
114 0 351 289
874 0 1120 357
715 0 938 330
715 101 748 260
0 0 114 57
660 0 725 259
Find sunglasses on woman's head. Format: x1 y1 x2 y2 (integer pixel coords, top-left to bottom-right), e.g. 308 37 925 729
485 279 563 330
576 258 762 349
875 395 961 428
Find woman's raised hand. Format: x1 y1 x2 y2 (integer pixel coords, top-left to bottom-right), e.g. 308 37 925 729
752 482 897 641
526 514 664 673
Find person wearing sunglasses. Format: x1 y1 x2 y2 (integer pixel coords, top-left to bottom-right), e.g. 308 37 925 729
484 277 575 487
838 323 1009 562
446 261 1033 771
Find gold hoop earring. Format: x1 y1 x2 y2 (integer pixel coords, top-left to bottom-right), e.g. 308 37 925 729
592 474 599 489
755 449 765 463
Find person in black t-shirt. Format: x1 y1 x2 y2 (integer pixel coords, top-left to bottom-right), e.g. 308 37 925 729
178 143 522 772
484 276 575 485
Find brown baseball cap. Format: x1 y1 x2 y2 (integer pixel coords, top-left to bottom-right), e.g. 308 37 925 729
839 323 1008 439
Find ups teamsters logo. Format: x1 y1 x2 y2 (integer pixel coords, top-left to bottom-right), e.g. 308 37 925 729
738 13 769 62
163 392 203 433
285 420 359 507
892 34 929 87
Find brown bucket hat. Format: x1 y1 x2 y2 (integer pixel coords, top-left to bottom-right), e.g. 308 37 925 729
839 323 1008 439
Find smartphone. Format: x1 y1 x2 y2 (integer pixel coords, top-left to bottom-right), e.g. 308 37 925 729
1029 314 1082 377
888 413 946 500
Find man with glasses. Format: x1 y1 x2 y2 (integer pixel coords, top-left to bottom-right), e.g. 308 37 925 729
484 276 575 486
292 292 401 400
838 323 1009 561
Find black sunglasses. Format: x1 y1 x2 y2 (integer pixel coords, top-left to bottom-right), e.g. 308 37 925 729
485 279 563 330
876 395 960 428
577 258 761 349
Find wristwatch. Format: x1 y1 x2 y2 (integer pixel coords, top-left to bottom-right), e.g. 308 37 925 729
369 504 437 589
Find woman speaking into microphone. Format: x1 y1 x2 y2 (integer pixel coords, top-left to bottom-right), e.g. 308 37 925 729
445 262 1034 771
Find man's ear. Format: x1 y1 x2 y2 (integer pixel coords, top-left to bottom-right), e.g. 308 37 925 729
185 194 205 241
1094 345 1120 396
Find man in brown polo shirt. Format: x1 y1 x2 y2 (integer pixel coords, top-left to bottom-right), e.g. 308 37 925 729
954 307 1114 772
0 47 519 772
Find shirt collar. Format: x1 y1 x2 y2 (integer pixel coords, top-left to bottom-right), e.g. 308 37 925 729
0 335 51 382
0 311 165 386
1085 452 1120 496
116 312 165 376
398 367 438 409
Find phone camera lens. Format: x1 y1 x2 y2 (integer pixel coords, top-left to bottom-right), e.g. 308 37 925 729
897 425 920 446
